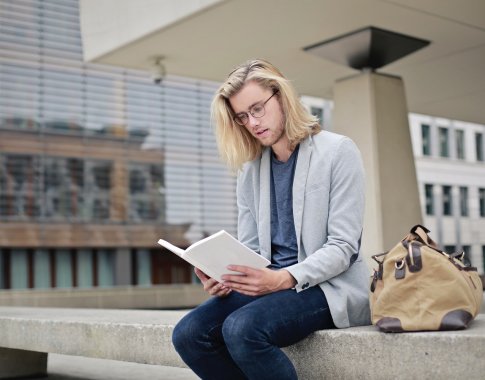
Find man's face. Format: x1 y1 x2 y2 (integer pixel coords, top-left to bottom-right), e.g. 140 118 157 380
229 81 286 149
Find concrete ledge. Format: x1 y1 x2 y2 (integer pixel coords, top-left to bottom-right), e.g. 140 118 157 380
0 307 187 368
0 284 209 309
284 316 485 380
0 307 484 379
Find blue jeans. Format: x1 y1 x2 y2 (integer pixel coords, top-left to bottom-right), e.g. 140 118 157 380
172 286 335 380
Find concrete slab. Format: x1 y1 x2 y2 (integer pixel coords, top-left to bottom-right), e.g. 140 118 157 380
22 354 198 380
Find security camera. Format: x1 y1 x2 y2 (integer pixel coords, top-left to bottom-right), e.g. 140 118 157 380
150 57 166 85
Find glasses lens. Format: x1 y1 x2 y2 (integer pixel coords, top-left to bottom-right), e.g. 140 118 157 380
251 104 265 118
234 114 247 126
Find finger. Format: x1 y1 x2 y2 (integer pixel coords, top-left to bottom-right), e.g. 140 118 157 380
226 265 257 275
208 282 225 296
224 281 259 293
194 267 210 282
221 273 251 284
203 278 219 292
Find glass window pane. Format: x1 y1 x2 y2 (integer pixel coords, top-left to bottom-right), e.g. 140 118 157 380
476 133 484 162
425 184 434 215
129 163 165 222
11 249 28 289
444 245 456 253
459 186 468 217
97 249 114 287
439 127 449 157
34 249 51 288
136 249 151 286
55 249 72 288
479 188 485 217
77 249 93 288
462 245 471 266
455 130 465 159
310 106 323 126
421 124 431 156
442 186 452 216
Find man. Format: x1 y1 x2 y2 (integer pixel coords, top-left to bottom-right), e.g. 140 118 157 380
172 59 370 380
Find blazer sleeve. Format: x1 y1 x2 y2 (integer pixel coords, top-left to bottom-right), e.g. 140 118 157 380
285 137 365 292
236 170 260 253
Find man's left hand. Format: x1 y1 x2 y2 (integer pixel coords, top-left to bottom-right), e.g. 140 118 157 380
221 266 297 296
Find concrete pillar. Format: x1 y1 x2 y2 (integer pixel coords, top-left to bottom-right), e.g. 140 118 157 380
110 159 128 222
332 71 422 267
0 348 47 379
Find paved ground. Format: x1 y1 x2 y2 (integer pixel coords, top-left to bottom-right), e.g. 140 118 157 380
24 354 198 380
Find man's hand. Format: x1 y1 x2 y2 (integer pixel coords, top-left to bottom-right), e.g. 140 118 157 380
221 266 297 296
194 267 232 297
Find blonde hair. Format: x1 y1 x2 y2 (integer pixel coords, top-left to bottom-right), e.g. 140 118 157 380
211 59 321 171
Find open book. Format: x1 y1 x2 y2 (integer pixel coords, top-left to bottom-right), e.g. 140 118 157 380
157 230 270 283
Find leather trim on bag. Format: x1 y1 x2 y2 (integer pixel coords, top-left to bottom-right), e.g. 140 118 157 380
376 317 404 333
407 243 423 272
401 240 422 272
439 310 473 330
394 260 406 279
370 271 378 292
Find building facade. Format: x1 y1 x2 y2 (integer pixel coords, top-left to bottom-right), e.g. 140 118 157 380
0 0 483 292
409 114 485 274
0 0 236 290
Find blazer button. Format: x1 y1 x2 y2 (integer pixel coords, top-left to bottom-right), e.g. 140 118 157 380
302 283 309 289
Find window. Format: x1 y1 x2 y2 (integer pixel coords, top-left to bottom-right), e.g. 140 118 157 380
310 106 324 126
77 249 94 288
462 245 471 266
55 249 73 288
421 124 431 156
476 133 484 162
479 188 485 217
425 184 434 215
129 163 165 222
455 130 465 159
10 249 28 289
97 249 115 287
442 185 452 216
33 249 51 289
135 249 152 286
439 127 449 157
459 186 468 217
444 245 456 254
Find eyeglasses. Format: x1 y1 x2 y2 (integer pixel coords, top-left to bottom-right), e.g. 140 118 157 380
233 90 279 126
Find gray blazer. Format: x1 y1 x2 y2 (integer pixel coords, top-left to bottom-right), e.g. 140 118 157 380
236 130 371 328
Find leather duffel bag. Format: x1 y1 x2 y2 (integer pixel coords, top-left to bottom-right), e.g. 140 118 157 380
370 224 483 332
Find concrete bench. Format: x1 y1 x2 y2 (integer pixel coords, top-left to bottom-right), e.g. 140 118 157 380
0 306 484 380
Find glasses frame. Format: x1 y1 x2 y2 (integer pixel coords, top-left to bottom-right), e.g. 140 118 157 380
233 90 279 126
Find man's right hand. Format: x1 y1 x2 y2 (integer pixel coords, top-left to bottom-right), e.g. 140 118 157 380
194 268 232 297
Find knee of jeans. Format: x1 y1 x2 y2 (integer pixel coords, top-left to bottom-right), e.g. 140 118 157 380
222 309 264 350
172 318 187 351
172 314 205 352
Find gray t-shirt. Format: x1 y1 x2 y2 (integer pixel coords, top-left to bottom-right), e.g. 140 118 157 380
269 145 299 269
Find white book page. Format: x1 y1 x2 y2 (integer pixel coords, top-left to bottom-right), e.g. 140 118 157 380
185 230 269 282
157 239 185 258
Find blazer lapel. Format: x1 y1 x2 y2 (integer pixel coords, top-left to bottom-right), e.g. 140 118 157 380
293 136 313 252
258 148 272 261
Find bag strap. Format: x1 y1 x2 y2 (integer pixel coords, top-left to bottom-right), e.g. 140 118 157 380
409 224 439 249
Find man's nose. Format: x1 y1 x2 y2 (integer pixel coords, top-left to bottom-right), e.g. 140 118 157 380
247 113 260 128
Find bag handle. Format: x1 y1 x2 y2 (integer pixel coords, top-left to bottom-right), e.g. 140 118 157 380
409 224 439 249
